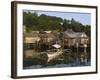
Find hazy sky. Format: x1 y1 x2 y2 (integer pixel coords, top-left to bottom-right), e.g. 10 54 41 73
24 10 91 25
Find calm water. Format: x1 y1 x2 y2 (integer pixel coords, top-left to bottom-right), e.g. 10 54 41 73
24 61 90 69
24 54 91 69
23 49 91 69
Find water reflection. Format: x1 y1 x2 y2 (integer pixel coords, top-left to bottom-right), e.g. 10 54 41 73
23 48 91 69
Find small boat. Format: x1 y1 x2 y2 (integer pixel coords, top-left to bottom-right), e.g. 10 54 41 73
47 49 63 62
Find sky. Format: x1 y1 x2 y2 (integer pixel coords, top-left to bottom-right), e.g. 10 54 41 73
24 10 91 25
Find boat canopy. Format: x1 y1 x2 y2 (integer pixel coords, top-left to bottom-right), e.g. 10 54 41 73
52 44 61 49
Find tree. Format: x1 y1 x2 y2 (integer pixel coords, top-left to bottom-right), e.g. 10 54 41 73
23 11 91 35
61 19 72 31
84 25 91 37
71 18 84 32
23 11 38 32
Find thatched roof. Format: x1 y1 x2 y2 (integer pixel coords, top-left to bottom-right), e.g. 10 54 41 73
24 33 39 37
24 32 57 43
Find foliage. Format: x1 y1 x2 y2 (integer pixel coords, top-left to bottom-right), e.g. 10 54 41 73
23 11 91 37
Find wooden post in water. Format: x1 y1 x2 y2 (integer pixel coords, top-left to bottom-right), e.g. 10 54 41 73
84 44 87 64
76 42 79 63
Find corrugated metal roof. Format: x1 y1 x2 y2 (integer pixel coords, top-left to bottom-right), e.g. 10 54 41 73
75 32 87 37
64 29 87 38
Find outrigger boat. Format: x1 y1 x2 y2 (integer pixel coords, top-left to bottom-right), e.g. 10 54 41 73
40 43 72 63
